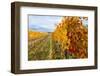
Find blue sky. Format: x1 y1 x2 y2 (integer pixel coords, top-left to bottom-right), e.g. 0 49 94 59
80 17 88 27
28 15 62 32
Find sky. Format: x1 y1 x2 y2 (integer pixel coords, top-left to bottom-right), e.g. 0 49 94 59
28 15 88 32
80 17 88 27
28 15 62 32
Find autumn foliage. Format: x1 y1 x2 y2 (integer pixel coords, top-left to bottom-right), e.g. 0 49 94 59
52 16 88 59
28 16 88 60
28 31 48 41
